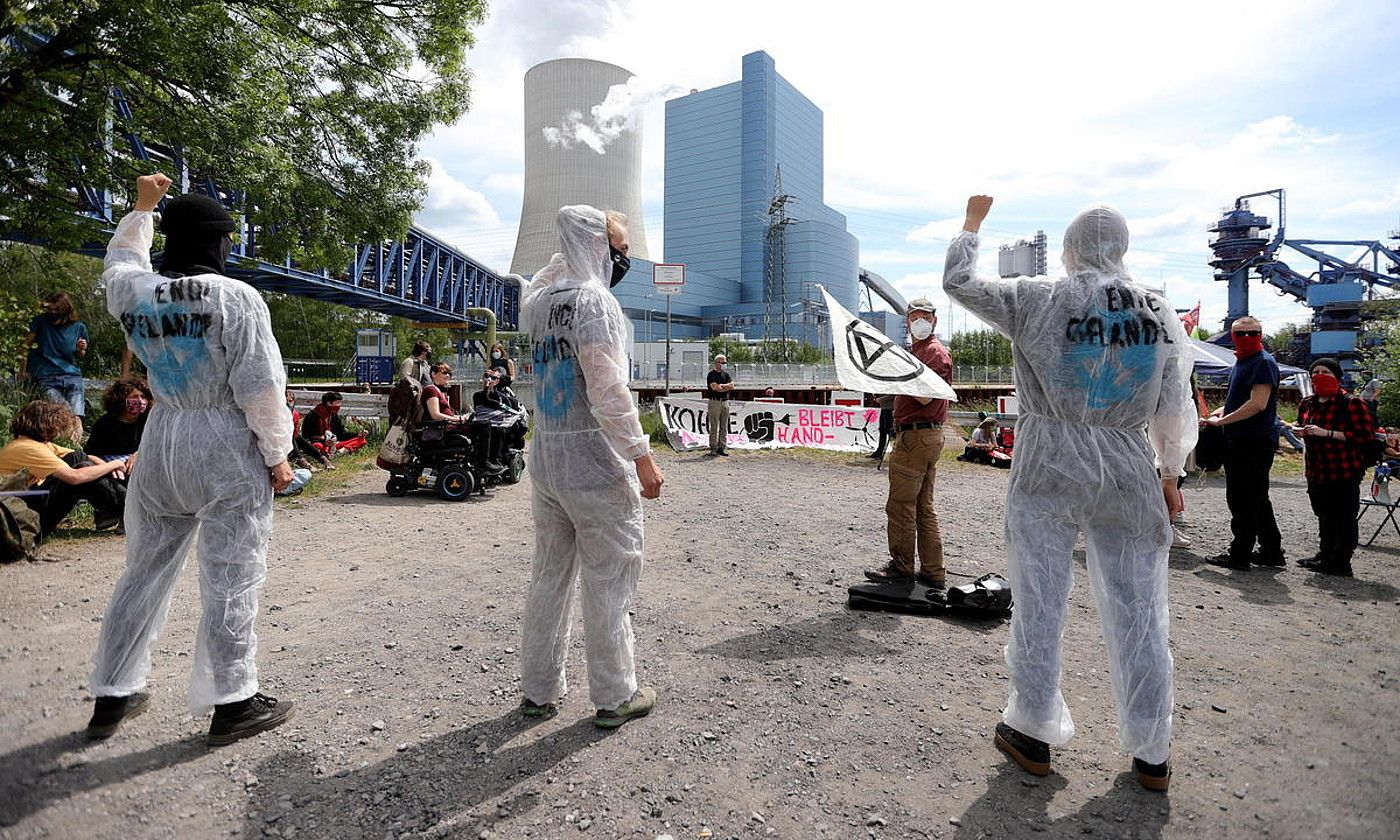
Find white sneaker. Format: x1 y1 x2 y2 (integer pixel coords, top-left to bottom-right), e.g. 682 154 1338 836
1171 527 1191 549
1170 511 1186 526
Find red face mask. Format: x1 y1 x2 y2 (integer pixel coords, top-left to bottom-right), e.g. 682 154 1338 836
1312 372 1341 397
1232 333 1264 359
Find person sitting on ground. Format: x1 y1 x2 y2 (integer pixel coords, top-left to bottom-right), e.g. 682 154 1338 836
300 391 367 457
285 390 333 471
85 378 153 482
961 417 1001 464
0 400 127 538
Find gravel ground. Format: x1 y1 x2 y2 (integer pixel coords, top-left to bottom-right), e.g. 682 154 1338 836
1 440 1397 840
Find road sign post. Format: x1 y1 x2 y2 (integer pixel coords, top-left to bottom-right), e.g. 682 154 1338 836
653 264 685 396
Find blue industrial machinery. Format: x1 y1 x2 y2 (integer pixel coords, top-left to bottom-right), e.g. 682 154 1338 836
1208 189 1399 369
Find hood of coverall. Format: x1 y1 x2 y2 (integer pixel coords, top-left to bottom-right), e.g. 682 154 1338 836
159 193 237 277
1062 205 1130 276
529 205 609 292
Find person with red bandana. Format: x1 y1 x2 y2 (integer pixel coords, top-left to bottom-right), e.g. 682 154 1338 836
301 391 367 457
1294 357 1374 577
1203 316 1284 570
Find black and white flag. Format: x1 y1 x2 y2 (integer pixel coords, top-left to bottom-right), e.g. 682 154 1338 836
820 286 956 401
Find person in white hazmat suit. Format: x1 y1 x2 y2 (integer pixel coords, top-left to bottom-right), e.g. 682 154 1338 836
86 174 296 746
519 205 666 728
944 196 1197 792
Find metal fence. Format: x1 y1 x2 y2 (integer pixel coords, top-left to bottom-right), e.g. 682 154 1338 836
629 363 841 388
952 365 1014 385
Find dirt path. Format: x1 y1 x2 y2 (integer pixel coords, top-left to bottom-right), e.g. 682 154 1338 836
1 448 1397 839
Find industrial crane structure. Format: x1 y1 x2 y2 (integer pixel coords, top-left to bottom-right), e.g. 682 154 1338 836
1208 188 1400 371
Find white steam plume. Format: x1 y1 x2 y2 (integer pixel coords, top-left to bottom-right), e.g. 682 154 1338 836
542 77 683 155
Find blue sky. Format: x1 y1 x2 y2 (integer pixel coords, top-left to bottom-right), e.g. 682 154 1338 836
415 0 1400 338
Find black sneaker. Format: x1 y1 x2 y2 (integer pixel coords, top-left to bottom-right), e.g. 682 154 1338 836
994 722 1051 776
86 692 150 740
94 512 122 532
1296 555 1328 569
207 693 294 746
718 450 730 456
480 461 508 476
1134 757 1171 791
1254 552 1286 567
1312 562 1354 578
1204 553 1250 571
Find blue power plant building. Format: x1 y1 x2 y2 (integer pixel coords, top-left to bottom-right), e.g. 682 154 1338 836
609 51 861 348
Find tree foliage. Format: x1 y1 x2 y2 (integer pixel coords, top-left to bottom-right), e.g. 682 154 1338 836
1 0 485 270
1361 316 1400 427
706 337 829 364
1266 323 1309 368
948 329 1012 366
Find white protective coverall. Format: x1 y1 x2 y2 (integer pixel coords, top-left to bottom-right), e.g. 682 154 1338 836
944 207 1197 764
90 211 291 712
519 205 650 712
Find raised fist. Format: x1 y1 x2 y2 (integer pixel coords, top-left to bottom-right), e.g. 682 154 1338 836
964 195 994 231
135 173 173 211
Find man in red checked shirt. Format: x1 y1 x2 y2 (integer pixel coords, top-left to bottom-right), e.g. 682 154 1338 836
1295 357 1376 577
865 297 955 589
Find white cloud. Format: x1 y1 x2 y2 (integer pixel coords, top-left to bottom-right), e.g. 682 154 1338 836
420 158 501 227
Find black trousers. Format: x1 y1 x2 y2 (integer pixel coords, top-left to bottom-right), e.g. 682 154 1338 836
26 451 126 537
1223 444 1282 561
1307 479 1362 565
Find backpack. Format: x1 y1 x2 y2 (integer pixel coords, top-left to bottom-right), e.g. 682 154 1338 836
0 470 42 562
387 377 423 429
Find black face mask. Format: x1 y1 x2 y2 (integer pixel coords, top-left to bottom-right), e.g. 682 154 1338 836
158 193 237 277
608 246 631 288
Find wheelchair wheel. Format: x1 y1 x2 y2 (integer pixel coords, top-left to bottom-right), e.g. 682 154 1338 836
386 476 412 497
437 468 475 501
501 452 526 485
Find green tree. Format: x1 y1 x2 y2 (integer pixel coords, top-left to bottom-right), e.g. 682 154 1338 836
1266 323 1309 368
948 329 1012 366
1361 316 1400 427
1 0 485 269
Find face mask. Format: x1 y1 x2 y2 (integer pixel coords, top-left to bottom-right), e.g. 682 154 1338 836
909 319 934 341
1312 372 1341 397
328 405 342 414
608 246 631 288
1232 332 1264 359
492 351 503 359
124 398 149 415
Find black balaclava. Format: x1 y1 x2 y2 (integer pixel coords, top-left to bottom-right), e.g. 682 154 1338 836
159 193 237 277
608 246 631 288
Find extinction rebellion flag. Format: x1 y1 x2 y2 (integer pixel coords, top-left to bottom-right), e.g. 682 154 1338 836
818 286 957 401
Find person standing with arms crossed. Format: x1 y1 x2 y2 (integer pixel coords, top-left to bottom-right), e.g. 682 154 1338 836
706 354 735 455
86 173 295 745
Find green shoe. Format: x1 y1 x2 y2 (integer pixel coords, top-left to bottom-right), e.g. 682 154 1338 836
520 698 558 718
594 687 656 729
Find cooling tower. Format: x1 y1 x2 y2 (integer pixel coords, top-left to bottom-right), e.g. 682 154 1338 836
510 58 650 276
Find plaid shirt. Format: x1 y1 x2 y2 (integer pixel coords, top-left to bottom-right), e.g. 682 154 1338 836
1298 394 1374 483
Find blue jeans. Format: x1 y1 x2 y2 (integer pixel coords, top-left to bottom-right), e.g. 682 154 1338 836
37 374 85 417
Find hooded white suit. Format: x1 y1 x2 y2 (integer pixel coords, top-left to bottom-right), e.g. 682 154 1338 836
944 207 1197 764
519 205 650 711
91 210 291 713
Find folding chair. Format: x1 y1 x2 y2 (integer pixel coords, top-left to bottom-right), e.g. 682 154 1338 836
1358 465 1400 547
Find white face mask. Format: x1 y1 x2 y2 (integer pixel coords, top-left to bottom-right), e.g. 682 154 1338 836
909 319 934 341
492 351 502 359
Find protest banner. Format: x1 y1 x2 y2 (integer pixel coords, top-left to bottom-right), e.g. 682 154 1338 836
657 396 881 453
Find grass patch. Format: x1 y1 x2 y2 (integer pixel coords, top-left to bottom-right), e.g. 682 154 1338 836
639 409 669 446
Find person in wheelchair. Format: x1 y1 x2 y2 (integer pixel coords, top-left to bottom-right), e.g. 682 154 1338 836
419 363 505 476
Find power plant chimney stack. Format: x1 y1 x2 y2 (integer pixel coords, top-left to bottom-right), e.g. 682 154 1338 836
510 58 650 276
